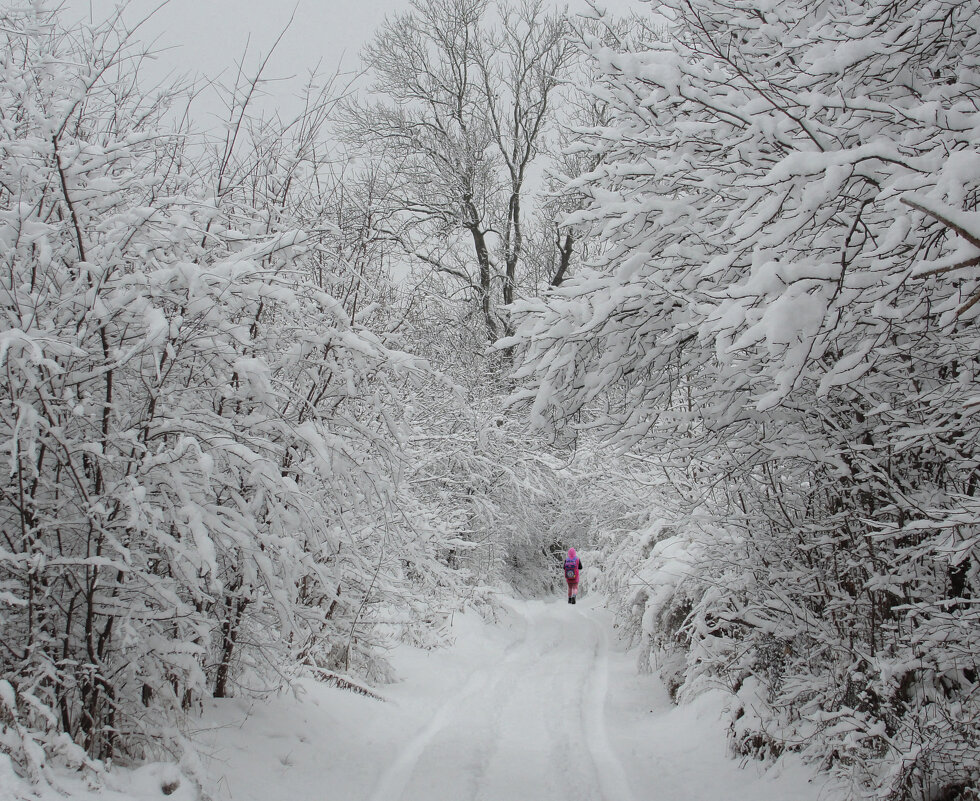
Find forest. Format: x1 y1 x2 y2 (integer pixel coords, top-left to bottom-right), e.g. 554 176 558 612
0 0 978 799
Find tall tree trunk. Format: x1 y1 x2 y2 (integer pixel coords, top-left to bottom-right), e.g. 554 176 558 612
466 216 497 342
503 191 522 313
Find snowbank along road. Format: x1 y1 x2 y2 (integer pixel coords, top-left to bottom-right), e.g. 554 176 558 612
202 597 828 801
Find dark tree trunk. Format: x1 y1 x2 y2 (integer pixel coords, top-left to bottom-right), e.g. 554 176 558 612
466 219 497 342
214 593 247 698
551 229 574 287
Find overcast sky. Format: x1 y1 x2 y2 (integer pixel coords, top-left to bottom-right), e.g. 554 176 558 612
71 0 648 124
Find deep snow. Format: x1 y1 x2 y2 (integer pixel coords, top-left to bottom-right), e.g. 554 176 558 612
2 596 832 800
200 596 828 801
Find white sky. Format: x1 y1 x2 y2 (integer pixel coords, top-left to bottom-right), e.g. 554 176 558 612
72 0 647 123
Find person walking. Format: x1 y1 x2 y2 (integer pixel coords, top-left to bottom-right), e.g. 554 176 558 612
563 548 583 604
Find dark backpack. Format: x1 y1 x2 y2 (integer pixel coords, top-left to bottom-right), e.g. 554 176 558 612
564 557 579 581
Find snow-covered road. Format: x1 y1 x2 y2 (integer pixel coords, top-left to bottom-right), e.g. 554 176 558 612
201 597 829 801
367 601 634 801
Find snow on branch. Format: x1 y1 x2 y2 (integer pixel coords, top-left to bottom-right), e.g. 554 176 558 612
902 194 980 315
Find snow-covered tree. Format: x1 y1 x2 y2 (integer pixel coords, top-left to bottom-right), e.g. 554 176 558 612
509 1 980 797
342 0 575 346
0 4 455 783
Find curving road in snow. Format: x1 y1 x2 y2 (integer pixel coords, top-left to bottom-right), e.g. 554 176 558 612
202 597 829 801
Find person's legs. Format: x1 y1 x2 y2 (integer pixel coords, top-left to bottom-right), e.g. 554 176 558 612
567 580 578 603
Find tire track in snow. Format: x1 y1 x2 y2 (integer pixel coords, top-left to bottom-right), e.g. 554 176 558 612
471 602 609 801
580 614 637 801
470 603 581 801
427 610 540 801
457 632 521 801
546 614 602 801
367 601 635 801
366 668 490 801
366 608 532 801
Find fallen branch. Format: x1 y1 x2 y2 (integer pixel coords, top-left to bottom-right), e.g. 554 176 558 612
303 667 387 702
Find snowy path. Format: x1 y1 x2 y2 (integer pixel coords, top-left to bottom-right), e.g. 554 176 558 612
367 602 633 801
201 597 829 801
